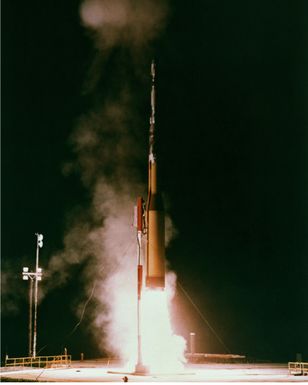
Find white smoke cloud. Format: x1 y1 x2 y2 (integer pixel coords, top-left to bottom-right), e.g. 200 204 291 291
40 0 186 368
1 269 25 315
80 0 169 49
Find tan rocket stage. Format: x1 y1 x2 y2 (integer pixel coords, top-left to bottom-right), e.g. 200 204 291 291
145 60 165 290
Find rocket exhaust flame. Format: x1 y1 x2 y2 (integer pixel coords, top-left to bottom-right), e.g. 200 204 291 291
126 273 186 374
139 288 186 373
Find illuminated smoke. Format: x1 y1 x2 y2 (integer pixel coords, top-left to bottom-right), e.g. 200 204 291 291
79 0 169 49
44 0 186 372
141 290 186 373
139 272 186 373
1 267 26 315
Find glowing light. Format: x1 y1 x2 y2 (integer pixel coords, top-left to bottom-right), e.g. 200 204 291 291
109 272 187 374
93 258 186 374
139 288 186 373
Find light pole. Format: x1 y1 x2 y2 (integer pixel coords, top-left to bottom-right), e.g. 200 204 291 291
33 233 43 358
22 267 34 357
22 233 43 358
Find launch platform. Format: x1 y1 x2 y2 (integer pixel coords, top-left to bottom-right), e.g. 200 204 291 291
1 359 306 382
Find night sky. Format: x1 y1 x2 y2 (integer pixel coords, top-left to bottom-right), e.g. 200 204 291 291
2 0 308 363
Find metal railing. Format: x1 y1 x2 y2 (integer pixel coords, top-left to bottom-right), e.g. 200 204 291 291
5 354 71 368
288 362 308 376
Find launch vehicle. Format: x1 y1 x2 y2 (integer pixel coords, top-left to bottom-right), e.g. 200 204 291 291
136 60 165 297
145 61 165 290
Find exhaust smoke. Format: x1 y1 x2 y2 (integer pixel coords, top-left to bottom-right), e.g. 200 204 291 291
44 0 186 372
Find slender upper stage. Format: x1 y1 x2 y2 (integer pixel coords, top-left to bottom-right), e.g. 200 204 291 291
146 61 165 290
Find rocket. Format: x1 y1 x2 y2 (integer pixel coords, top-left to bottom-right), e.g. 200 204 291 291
145 60 165 290
134 61 165 373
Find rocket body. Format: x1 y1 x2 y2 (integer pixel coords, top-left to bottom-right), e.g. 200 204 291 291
146 162 165 289
145 61 165 290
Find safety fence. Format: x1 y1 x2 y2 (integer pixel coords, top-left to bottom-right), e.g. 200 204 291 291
288 362 308 376
5 354 71 368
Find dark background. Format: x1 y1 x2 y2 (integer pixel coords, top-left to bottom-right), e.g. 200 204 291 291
2 0 308 363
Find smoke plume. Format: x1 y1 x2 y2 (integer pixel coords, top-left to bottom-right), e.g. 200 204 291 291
80 0 168 49
43 0 186 365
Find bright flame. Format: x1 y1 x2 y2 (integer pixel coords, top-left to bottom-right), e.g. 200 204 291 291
120 272 186 374
139 289 186 373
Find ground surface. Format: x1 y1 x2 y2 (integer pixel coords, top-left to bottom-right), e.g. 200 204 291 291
1 360 307 382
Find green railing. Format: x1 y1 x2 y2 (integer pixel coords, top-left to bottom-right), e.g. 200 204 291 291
5 354 71 368
288 362 308 376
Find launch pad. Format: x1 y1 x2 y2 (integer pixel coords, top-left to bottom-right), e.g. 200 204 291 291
108 365 191 377
133 363 149 375
107 363 150 376
1 360 304 382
